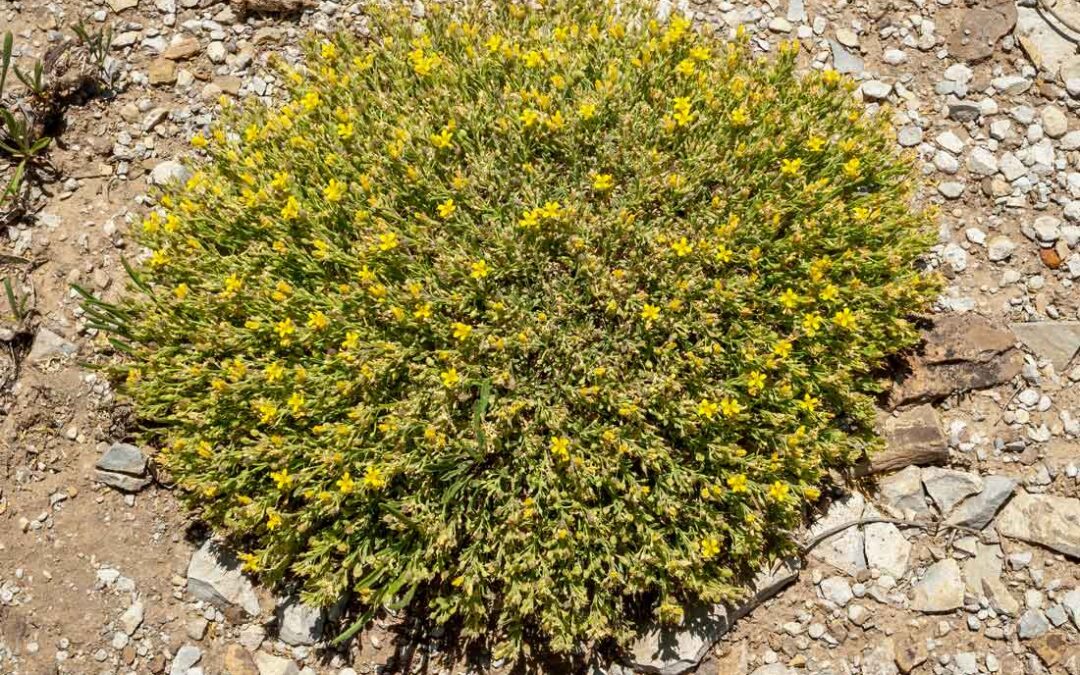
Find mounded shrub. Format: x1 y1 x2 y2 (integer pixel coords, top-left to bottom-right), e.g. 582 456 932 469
89 0 938 657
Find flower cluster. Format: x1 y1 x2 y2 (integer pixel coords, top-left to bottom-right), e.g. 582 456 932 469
93 0 937 660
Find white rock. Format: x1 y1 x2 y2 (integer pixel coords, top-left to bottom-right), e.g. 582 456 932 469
912 559 964 613
987 236 1016 262
967 147 999 176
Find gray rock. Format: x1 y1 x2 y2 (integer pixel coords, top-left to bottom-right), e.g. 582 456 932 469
912 559 964 613
96 443 147 477
1016 7 1080 82
1009 322 1080 372
963 543 1020 616
861 642 899 675
1018 609 1050 639
1062 589 1080 630
967 147 999 176
253 651 300 675
987 235 1017 261
941 243 968 272
829 40 863 74
948 102 981 123
946 476 1016 529
820 576 854 607
170 644 202 675
786 0 806 22
922 468 983 514
996 491 1080 558
897 126 923 147
990 75 1032 95
150 160 192 187
879 466 930 516
186 540 262 618
864 523 911 578
750 666 795 675
1041 106 1069 138
807 492 869 575
860 80 892 101
277 597 324 646
27 329 77 364
1032 216 1062 244
119 601 144 636
93 470 152 492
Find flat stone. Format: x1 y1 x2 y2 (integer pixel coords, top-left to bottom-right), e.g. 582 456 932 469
922 468 983 514
861 642 899 675
276 597 324 646
252 651 300 675
946 476 1016 530
807 492 869 575
107 0 138 11
996 491 1080 558
1016 7 1080 81
879 466 930 516
820 576 854 607
947 0 1017 62
223 645 259 675
97 443 147 476
894 635 928 673
1030 632 1070 667
1018 609 1050 639
864 523 911 578
860 80 892 101
163 36 200 60
829 40 863 75
911 559 964 613
148 58 178 85
150 160 192 187
627 603 732 675
867 406 948 476
987 235 1017 262
963 543 1020 616
1009 322 1080 372
890 315 1023 408
120 601 144 636
626 558 797 674
94 470 152 492
27 328 77 364
186 540 262 618
1062 589 1080 630
170 644 201 675
1042 106 1069 138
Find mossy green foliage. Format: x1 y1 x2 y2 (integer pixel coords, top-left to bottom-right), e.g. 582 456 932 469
96 0 938 656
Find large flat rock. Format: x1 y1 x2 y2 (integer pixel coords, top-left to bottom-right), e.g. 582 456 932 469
186 540 263 618
996 491 1080 558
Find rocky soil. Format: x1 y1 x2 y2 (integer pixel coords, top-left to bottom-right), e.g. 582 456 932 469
1 0 1080 674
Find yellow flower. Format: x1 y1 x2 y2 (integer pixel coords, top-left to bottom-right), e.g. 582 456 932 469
671 237 694 257
414 303 432 320
592 173 614 191
819 284 839 301
223 273 244 294
720 397 743 418
238 552 259 572
798 393 819 413
578 102 597 119
746 371 766 395
324 179 347 202
266 511 282 530
362 465 387 489
780 158 802 176
802 312 824 337
699 536 721 560
336 471 355 494
519 109 540 127
768 481 790 502
772 340 792 359
320 41 337 60
301 91 320 110
523 49 544 68
833 307 856 329
451 322 473 340
727 474 749 493
730 107 749 126
550 436 570 461
470 260 490 279
843 157 862 179
174 283 190 300
307 311 329 331
337 122 354 139
437 198 457 219
440 368 460 387
281 196 300 220
779 289 800 312
190 133 208 149
378 232 399 251
675 58 695 76
806 135 826 152
697 399 719 420
822 69 841 86
641 303 661 322
431 126 454 149
690 46 711 61
270 468 293 489
804 486 821 501
265 363 285 382
275 318 296 340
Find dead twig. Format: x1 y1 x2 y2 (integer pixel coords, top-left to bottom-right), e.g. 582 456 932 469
799 516 986 556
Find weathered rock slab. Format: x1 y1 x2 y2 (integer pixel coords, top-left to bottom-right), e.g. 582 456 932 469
911 559 964 613
946 476 1016 530
186 540 262 618
996 491 1080 558
1009 321 1080 372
